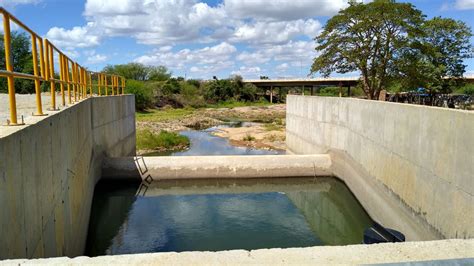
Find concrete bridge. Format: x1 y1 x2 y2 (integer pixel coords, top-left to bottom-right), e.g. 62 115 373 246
244 75 474 102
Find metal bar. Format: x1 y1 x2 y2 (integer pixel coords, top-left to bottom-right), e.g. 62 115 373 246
59 54 66 106
2 12 18 125
65 59 71 104
1 8 41 38
89 72 92 97
31 35 44 115
72 62 77 102
0 70 44 80
98 74 102 96
47 40 57 110
105 75 108 96
38 37 46 80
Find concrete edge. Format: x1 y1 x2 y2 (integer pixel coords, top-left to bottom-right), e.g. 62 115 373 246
102 154 333 180
2 239 473 265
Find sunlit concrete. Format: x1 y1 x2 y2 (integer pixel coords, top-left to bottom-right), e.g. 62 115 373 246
3 239 473 265
286 95 474 240
0 95 135 259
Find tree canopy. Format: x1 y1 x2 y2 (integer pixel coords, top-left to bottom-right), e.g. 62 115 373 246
0 32 35 94
311 0 473 99
103 63 172 81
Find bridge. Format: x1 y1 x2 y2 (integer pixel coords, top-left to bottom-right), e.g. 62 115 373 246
244 75 474 102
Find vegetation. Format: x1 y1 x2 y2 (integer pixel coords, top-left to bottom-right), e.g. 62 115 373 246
125 79 153 111
136 129 190 152
0 32 35 94
136 107 194 122
312 0 473 99
242 134 256 142
103 63 172 81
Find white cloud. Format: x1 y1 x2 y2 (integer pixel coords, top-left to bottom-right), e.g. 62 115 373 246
135 42 237 70
238 40 317 65
45 22 101 49
275 63 290 72
231 19 322 44
0 0 41 9
455 0 474 10
224 0 347 20
82 0 231 45
231 66 262 77
85 51 107 64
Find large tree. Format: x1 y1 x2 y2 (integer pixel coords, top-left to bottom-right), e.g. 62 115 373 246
0 32 35 94
397 17 472 93
103 63 171 81
311 0 425 99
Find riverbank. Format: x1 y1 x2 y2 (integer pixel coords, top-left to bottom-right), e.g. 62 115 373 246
136 104 286 154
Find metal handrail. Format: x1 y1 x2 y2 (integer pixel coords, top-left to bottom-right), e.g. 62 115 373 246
0 7 126 125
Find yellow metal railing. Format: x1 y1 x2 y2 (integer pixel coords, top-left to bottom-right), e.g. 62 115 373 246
0 7 126 125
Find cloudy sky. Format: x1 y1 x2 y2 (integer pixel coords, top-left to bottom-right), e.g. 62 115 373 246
1 0 474 79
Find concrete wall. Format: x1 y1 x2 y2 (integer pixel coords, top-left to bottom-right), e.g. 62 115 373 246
286 96 473 240
0 95 135 259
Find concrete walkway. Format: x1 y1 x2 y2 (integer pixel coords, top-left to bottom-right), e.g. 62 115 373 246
3 239 473 265
0 93 84 137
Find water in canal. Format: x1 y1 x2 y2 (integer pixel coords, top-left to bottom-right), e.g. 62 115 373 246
85 177 373 256
145 122 285 156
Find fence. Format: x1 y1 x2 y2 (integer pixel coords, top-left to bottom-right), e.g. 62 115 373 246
0 7 126 126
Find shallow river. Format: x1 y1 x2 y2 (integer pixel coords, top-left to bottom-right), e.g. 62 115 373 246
145 122 285 156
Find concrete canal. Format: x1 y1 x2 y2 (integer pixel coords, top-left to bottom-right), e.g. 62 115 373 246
85 177 372 256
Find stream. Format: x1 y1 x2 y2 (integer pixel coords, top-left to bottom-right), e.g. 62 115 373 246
145 122 285 156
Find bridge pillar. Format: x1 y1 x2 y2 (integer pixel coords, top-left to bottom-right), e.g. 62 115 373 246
270 85 273 103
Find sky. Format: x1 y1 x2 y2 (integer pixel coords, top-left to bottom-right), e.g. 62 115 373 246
1 0 473 79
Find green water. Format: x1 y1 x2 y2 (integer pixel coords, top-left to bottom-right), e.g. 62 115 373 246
85 177 373 256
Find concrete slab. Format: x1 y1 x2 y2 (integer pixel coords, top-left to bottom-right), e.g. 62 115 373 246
2 239 472 265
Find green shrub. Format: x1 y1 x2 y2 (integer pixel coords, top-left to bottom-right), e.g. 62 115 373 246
457 84 474 96
136 129 190 151
125 80 153 111
242 134 255 141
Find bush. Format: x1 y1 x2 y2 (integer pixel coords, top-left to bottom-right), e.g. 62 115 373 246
240 83 258 101
457 84 474 96
125 80 153 111
136 129 190 151
178 82 206 108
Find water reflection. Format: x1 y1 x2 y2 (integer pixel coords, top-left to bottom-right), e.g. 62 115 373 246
85 177 373 256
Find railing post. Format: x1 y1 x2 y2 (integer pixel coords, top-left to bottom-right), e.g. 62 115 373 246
89 72 92 97
98 74 102 96
31 34 44 116
121 77 125 95
2 12 19 125
65 58 71 104
59 53 65 106
47 40 57 110
105 75 108 96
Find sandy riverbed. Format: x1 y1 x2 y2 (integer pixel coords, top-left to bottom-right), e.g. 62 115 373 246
137 104 287 152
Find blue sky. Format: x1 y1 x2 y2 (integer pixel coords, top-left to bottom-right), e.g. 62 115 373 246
2 0 473 79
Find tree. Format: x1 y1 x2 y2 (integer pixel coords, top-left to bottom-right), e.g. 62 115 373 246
311 0 424 99
0 32 35 94
125 80 153 111
399 17 472 93
103 63 148 81
148 65 172 81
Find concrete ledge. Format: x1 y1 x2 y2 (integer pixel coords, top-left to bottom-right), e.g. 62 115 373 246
102 155 332 180
3 239 473 265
